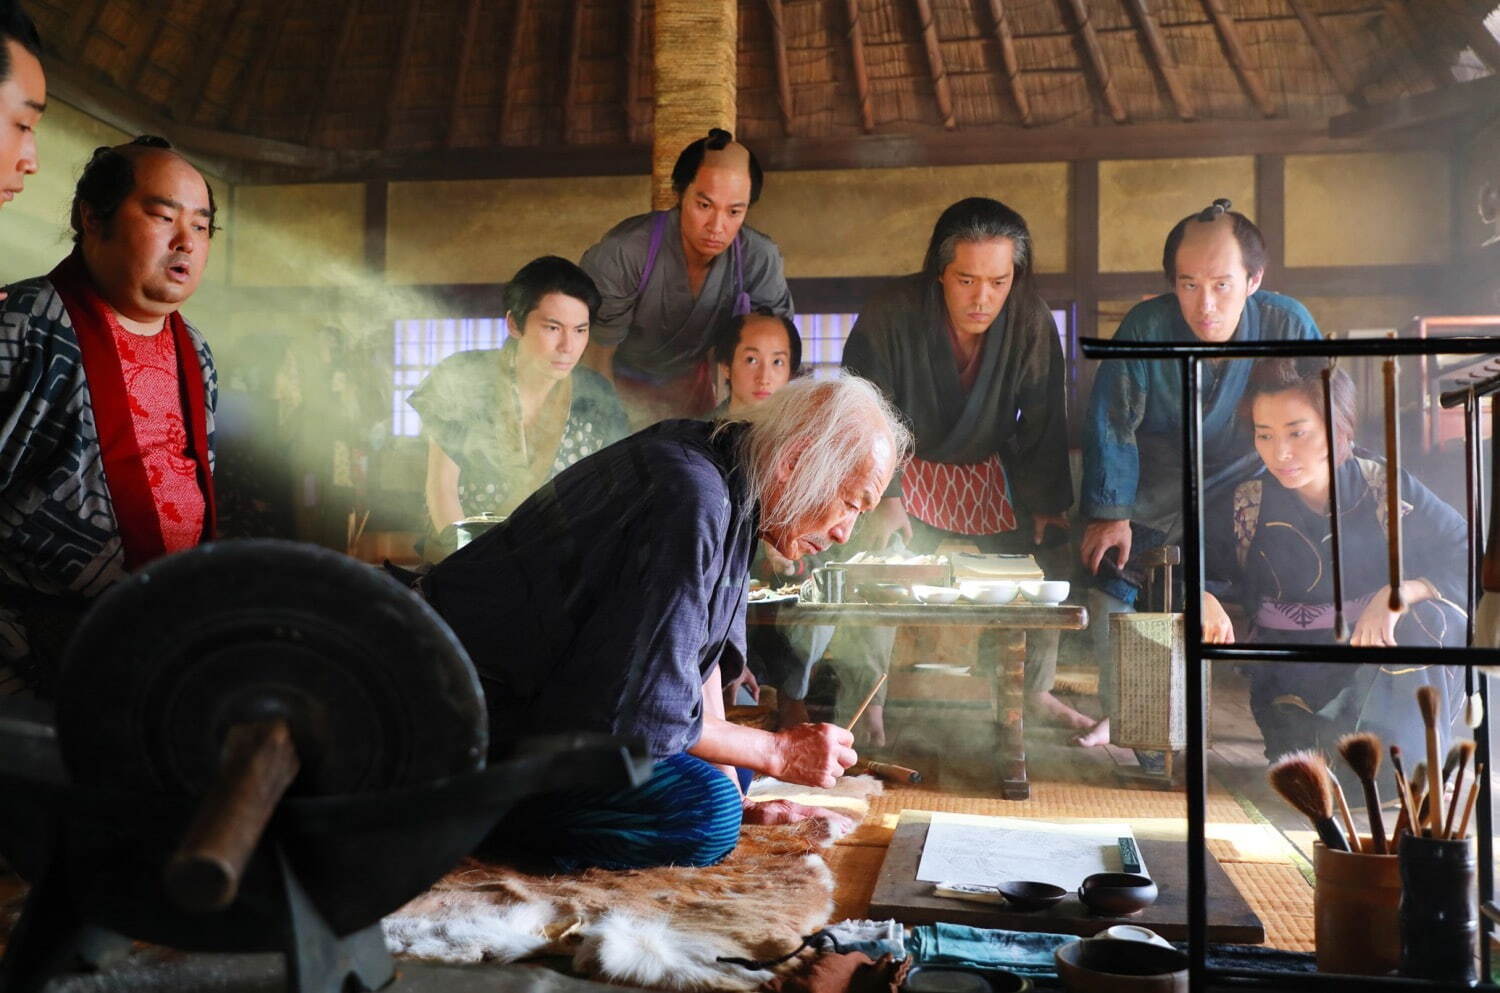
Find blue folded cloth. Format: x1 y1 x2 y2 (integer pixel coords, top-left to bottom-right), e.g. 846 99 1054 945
906 923 1074 977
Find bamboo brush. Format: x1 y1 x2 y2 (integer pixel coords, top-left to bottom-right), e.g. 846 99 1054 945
1457 762 1485 840
1329 772 1363 853
1417 685 1443 838
1444 740 1477 839
1337 732 1387 854
1269 751 1349 852
1390 745 1419 838
1408 760 1429 838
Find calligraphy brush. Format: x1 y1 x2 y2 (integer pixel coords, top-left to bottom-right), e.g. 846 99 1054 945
1443 740 1477 839
1322 365 1348 640
845 672 888 732
1383 354 1405 612
1405 760 1428 838
1337 732 1387 854
1457 763 1485 840
1417 685 1444 838
1390 745 1419 838
1329 771 1363 853
1269 751 1349 852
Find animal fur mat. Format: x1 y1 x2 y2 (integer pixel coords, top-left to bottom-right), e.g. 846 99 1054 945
383 775 883 991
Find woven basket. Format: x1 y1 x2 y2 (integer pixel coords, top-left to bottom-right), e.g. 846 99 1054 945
1109 612 1209 752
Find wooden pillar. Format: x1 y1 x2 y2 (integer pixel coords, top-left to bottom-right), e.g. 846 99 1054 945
651 0 737 209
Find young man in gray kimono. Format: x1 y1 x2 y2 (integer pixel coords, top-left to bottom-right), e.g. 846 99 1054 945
579 128 793 425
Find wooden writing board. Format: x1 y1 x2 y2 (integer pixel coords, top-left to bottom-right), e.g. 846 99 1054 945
869 810 1266 944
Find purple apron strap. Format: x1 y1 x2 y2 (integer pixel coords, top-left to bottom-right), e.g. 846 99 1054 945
635 210 670 296
731 233 751 316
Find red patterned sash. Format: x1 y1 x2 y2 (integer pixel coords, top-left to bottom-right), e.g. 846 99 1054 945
900 453 1016 536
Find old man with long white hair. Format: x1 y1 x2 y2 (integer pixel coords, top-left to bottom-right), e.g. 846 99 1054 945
416 373 910 870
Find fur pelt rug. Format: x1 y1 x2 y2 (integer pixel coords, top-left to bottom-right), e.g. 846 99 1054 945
383 775 882 992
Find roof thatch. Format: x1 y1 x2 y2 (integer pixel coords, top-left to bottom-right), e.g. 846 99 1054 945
23 0 1500 158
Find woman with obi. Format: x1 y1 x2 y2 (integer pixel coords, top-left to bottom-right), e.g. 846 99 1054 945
1202 356 1466 764
409 256 628 559
837 197 1083 743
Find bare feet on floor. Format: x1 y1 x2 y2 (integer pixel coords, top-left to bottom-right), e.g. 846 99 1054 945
1073 716 1110 748
741 798 856 835
1027 690 1097 732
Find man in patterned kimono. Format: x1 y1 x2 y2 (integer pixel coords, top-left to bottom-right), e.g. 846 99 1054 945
0 136 218 697
839 197 1081 744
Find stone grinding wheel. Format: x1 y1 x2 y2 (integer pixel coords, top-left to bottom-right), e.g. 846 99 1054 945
54 539 487 911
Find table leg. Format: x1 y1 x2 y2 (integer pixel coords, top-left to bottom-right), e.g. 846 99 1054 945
985 629 1028 799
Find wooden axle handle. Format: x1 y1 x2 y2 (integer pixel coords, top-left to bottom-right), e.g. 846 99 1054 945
165 719 301 913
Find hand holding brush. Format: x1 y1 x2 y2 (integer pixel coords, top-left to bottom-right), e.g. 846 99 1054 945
1269 751 1349 852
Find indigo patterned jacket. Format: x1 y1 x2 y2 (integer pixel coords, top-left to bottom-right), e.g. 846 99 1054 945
0 275 217 684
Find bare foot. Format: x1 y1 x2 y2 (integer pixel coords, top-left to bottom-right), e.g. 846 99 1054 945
777 696 811 730
1027 690 1097 732
1074 717 1111 748
742 798 856 835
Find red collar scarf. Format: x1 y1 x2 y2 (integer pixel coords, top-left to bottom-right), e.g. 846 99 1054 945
48 251 216 569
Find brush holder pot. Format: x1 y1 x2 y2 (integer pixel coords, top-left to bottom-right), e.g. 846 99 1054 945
1398 833 1476 984
1313 838 1399 976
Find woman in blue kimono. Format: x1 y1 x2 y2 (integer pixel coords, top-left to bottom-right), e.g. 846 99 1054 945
1203 357 1467 765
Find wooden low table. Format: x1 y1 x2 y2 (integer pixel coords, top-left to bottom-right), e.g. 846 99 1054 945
746 600 1087 799
869 810 1265 943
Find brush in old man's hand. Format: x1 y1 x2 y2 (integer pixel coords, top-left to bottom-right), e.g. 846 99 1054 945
1269 751 1349 852
845 673 888 732
1337 732 1387 853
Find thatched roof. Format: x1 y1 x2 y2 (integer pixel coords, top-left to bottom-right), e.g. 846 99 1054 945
23 0 1500 171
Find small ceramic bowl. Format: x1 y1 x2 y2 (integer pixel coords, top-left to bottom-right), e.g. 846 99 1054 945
997 880 1067 911
958 580 1019 604
1100 924 1173 949
903 965 1032 992
1078 872 1159 916
1054 938 1188 993
1019 580 1070 604
858 583 913 604
913 584 962 605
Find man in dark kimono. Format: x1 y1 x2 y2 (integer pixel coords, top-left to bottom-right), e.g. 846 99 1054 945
1075 200 1320 746
579 128 793 424
0 136 218 697
419 375 907 869
840 197 1082 741
0 2 43 216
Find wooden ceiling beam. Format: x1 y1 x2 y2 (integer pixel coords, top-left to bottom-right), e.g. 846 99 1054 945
62 0 108 50
1434 0 1500 76
912 0 957 130
562 0 587 144
1382 0 1457 90
305 1 362 145
499 0 532 144
1284 0 1366 110
383 0 425 150
182 0 249 122
765 0 795 136
1060 0 1128 124
126 2 176 95
1200 0 1276 118
1123 0 1194 121
983 0 1032 126
623 0 645 142
444 0 484 148
227 1 294 132
1328 72 1500 137
844 0 874 132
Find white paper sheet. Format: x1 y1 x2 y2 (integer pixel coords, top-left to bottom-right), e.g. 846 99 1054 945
914 812 1145 889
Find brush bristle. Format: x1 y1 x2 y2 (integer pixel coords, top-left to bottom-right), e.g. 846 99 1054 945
1410 761 1428 802
1268 751 1334 821
1443 743 1464 779
1337 732 1382 780
1417 684 1438 723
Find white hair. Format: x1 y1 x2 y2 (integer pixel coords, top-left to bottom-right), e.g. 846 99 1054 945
720 372 912 531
